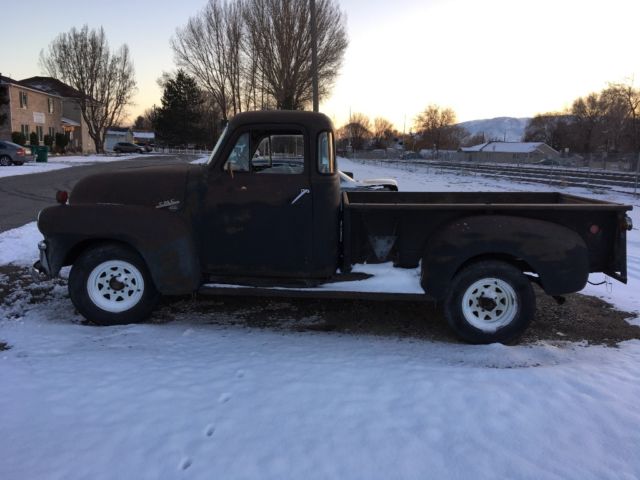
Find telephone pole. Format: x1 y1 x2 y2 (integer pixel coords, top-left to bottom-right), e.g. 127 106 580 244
310 0 319 112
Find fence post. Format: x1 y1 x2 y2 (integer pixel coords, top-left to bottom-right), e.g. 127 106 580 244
634 152 640 196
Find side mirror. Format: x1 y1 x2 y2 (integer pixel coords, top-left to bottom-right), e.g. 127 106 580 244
343 171 354 179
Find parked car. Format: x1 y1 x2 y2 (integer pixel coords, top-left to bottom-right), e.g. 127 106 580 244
339 170 398 191
0 141 30 166
113 142 145 154
34 111 633 345
135 142 153 152
535 158 561 166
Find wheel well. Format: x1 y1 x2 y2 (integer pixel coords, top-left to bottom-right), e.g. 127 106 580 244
453 253 537 278
63 239 140 266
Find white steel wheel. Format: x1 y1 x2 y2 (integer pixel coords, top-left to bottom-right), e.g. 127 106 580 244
461 277 518 332
444 260 535 344
87 260 145 313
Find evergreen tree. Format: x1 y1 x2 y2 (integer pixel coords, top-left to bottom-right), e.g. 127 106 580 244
0 85 8 126
154 70 207 146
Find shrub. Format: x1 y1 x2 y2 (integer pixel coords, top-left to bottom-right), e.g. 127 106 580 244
44 134 54 148
54 132 69 153
11 131 26 145
29 132 39 146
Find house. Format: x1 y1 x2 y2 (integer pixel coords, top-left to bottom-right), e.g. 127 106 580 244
105 127 134 151
19 76 96 154
0 74 63 145
458 141 559 163
132 130 155 145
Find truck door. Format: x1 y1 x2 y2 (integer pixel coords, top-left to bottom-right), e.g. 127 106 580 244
203 125 313 278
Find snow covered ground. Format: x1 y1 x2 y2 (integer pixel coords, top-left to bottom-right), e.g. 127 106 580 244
0 153 150 179
1 158 640 480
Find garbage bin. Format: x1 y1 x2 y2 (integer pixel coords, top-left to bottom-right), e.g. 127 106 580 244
35 146 48 163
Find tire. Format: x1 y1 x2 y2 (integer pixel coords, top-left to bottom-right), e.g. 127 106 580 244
444 260 535 344
69 244 160 325
13 161 24 166
114 149 121 154
0 155 11 166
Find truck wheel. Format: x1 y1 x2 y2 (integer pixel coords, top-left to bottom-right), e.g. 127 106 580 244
69 244 159 325
444 261 535 344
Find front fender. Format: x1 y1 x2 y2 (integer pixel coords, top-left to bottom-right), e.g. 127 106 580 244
38 204 200 295
421 215 589 299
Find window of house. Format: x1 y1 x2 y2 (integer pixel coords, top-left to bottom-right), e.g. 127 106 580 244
48 127 55 138
252 133 304 174
21 124 29 137
19 91 28 108
48 98 54 114
36 126 44 142
317 131 335 174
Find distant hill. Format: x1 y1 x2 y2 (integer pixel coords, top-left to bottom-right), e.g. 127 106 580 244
458 117 530 143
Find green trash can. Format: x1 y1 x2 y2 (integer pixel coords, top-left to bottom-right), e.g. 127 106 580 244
35 146 48 163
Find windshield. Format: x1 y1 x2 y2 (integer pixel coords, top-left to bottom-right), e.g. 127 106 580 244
206 124 229 165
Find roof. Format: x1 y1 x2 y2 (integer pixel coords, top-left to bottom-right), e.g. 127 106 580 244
460 141 556 154
133 131 155 139
228 110 334 132
61 117 81 127
0 74 18 84
19 76 84 99
0 74 62 98
106 128 131 135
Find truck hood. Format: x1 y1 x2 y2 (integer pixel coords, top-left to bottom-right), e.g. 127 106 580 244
70 164 202 209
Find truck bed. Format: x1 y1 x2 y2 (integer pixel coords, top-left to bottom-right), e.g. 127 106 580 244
342 191 632 281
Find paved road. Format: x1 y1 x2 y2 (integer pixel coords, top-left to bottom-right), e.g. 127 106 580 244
0 155 195 232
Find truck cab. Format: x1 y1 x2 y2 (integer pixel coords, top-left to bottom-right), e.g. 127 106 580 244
199 111 341 279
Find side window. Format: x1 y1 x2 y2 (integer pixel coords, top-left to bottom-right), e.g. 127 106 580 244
251 133 304 174
317 131 334 174
223 133 250 172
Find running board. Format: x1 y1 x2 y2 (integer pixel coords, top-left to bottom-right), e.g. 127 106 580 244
198 284 429 302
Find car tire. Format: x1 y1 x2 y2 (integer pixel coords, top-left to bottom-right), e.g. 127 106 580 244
114 149 121 154
13 161 24 166
69 243 160 326
443 260 535 344
0 155 11 166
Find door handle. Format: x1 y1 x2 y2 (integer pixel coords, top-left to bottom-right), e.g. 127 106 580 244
290 188 310 205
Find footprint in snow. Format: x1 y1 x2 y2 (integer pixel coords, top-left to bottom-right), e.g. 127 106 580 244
204 425 215 437
218 392 231 404
236 369 245 378
179 457 192 471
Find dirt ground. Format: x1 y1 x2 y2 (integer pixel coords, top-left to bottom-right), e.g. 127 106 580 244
1 265 639 347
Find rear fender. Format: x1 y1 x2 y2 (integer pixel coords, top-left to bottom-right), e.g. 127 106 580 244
421 215 589 299
38 204 200 295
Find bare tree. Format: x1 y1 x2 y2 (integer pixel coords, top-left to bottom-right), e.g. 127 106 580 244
244 0 348 110
337 112 371 151
40 25 136 153
414 105 463 150
172 0 244 119
606 80 640 153
372 117 395 148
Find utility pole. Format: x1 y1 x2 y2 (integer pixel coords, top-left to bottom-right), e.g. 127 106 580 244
310 0 319 112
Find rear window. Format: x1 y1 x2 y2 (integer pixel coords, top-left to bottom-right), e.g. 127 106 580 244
317 131 335 174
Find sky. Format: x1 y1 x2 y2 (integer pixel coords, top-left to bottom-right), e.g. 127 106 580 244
1 0 639 131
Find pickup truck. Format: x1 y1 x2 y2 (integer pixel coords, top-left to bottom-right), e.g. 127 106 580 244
34 111 634 344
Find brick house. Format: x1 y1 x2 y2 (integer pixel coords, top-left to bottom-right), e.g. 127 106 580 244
0 74 63 145
19 76 96 154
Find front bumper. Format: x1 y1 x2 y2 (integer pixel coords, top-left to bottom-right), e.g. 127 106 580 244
32 240 52 280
